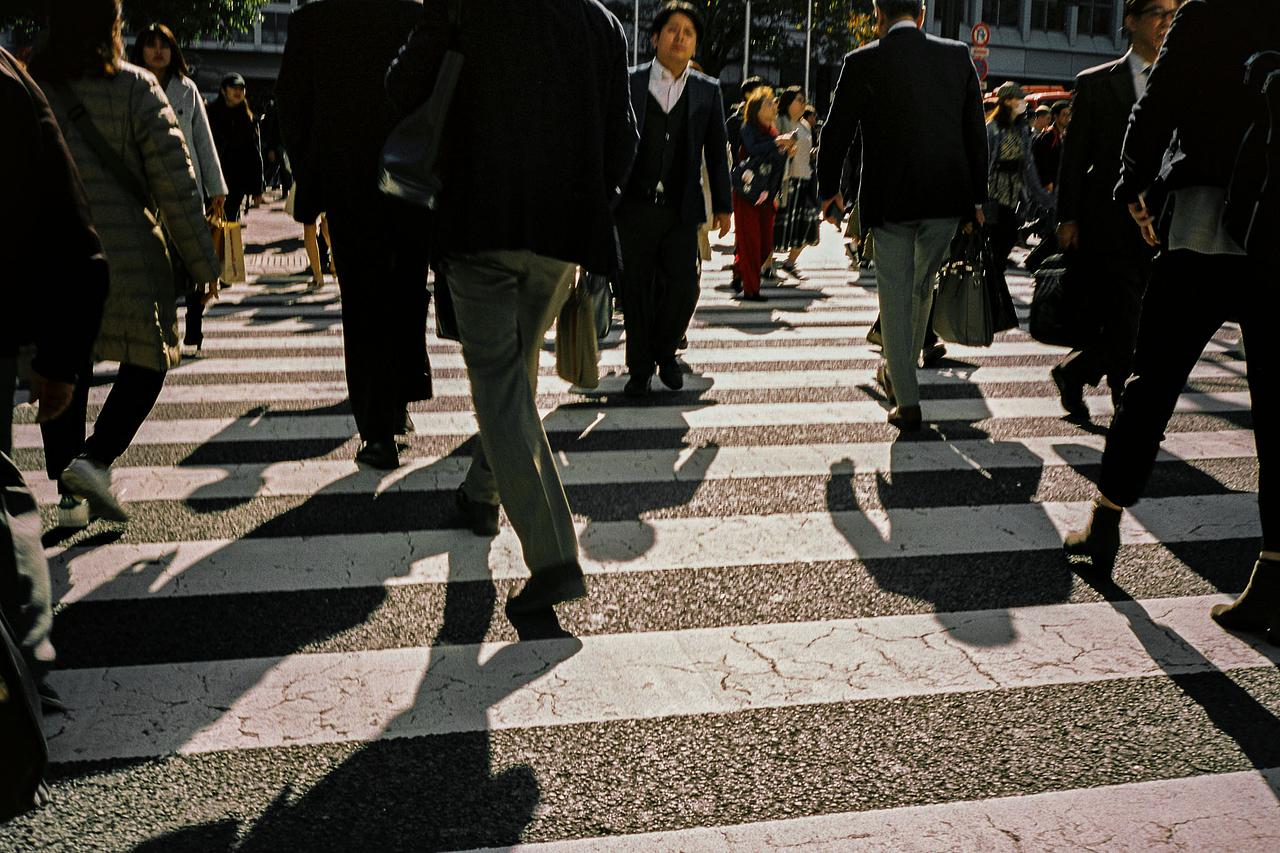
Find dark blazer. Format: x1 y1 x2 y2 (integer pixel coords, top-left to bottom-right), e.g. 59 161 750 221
624 62 732 224
817 26 987 228
0 48 105 383
1056 54 1145 254
276 0 422 215
386 0 638 274
1117 0 1280 204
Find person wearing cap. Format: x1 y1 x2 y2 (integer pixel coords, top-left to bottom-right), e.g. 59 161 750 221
206 71 264 223
616 0 733 397
818 0 989 432
985 81 1054 275
1050 0 1175 419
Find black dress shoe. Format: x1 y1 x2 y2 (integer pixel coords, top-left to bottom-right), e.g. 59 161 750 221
504 603 574 641
398 410 416 435
657 359 684 390
921 342 948 367
1064 501 1122 575
624 373 651 397
355 440 400 470
38 681 67 716
887 404 921 431
866 323 883 347
1051 365 1089 420
507 562 587 616
1210 559 1280 637
677 335 689 351
455 486 499 536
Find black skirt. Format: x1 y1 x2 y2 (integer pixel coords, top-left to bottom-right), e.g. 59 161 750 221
774 176 820 250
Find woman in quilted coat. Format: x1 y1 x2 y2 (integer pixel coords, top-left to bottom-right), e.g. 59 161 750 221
31 0 220 528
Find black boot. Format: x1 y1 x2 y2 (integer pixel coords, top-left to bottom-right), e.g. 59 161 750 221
1064 501 1122 575
1210 559 1280 641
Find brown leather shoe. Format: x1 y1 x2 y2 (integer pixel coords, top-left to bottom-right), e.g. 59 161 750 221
887 404 922 431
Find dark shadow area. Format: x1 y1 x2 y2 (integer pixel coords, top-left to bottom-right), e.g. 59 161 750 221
242 237 304 256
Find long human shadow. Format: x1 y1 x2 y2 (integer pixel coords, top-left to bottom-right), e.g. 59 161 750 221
825 407 1073 647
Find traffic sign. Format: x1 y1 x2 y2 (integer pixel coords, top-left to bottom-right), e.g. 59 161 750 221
973 57 989 81
970 46 990 59
971 22 991 46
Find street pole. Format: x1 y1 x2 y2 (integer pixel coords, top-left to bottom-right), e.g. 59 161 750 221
804 0 813 95
743 0 751 81
634 0 640 66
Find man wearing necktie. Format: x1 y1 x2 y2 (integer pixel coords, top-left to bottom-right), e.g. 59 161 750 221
1050 0 1178 419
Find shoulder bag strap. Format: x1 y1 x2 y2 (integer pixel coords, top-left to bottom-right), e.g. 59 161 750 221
50 82 153 212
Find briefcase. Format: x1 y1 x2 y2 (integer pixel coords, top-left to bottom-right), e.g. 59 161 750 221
1029 253 1096 349
556 278 601 389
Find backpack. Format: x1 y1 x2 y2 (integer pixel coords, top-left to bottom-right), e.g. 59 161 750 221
1224 51 1280 263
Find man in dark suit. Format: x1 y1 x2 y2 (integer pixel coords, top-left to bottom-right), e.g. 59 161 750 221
386 0 637 638
1050 0 1174 418
1065 0 1280 643
276 0 432 471
818 0 987 431
617 1 732 397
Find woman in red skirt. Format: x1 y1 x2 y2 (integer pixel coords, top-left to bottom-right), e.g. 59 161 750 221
732 87 793 302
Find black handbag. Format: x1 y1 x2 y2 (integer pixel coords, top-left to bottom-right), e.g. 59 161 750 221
581 271 613 341
732 153 782 206
1029 253 1098 349
933 227 995 347
378 0 463 210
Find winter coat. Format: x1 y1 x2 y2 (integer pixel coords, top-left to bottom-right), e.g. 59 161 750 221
39 62 220 373
206 96 264 197
162 73 227 200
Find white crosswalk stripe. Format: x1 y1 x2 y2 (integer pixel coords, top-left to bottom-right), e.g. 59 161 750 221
4 219 1271 852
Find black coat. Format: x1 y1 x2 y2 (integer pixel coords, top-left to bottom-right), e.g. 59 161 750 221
206 97 264 197
624 62 732 225
1117 0 1280 205
0 48 105 384
1056 54 1147 255
276 0 423 217
817 26 987 228
385 0 638 274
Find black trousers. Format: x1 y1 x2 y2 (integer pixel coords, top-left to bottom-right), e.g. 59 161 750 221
1057 249 1150 396
615 199 700 376
40 362 165 493
325 197 431 443
1100 250 1276 550
988 204 1021 269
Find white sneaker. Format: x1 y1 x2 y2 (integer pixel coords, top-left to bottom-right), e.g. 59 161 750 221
57 495 90 529
60 457 129 522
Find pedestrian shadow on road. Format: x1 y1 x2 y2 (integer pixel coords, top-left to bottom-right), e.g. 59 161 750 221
825 420 1073 648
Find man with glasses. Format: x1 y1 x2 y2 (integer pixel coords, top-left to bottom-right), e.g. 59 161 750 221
1050 0 1178 419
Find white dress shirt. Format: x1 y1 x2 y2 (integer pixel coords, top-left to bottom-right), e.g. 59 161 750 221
648 60 691 114
1126 49 1153 99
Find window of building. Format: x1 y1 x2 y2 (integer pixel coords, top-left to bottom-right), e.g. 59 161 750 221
1031 0 1068 32
981 0 1021 28
1077 0 1117 36
261 11 289 45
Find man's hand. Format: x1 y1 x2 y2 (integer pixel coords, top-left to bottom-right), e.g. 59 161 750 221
821 193 845 224
209 195 226 220
1057 222 1079 250
713 212 732 239
29 371 74 423
1128 194 1159 247
199 279 222 306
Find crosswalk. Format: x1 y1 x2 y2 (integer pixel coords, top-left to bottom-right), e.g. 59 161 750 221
3 218 1277 852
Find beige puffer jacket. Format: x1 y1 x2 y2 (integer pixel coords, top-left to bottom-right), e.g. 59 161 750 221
41 62 219 372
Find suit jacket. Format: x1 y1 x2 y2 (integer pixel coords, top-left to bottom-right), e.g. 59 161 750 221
386 0 638 274
1056 54 1147 255
624 62 732 225
0 48 105 383
817 26 987 228
276 0 423 216
1117 0 1280 204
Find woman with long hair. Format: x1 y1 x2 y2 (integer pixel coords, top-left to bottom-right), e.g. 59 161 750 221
773 87 820 280
31 0 220 527
984 81 1053 271
206 71 264 223
129 23 227 351
732 86 792 302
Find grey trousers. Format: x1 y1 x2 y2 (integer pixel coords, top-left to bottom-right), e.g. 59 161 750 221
446 250 579 575
1 356 55 672
870 218 960 408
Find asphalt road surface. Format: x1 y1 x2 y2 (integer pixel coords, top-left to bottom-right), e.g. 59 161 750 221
3 203 1277 852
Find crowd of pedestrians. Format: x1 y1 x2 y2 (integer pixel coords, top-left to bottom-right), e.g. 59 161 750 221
1 0 1277 737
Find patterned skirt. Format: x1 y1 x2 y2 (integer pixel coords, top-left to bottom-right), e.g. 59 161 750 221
774 177 820 251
